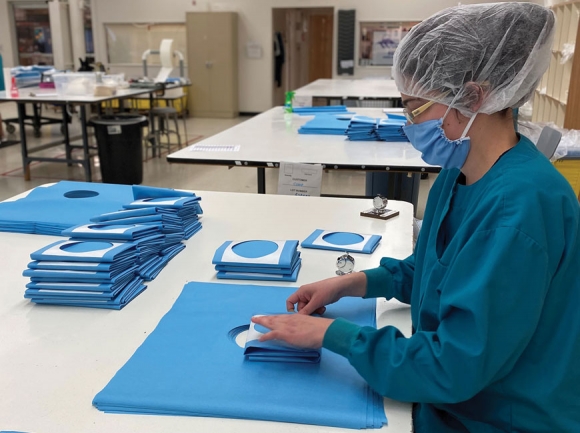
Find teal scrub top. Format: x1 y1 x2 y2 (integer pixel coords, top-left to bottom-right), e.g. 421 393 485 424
323 135 580 432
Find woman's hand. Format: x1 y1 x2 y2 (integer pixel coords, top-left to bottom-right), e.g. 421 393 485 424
251 314 334 349
286 272 368 315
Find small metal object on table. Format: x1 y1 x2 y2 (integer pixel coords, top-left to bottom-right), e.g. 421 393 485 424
361 195 400 220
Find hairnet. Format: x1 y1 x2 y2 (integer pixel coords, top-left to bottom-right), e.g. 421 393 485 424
392 2 555 116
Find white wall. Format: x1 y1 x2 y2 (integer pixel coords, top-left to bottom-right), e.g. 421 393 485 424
0 0 16 68
2 0 544 112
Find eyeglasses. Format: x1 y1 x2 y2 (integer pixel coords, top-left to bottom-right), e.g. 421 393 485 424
403 99 438 124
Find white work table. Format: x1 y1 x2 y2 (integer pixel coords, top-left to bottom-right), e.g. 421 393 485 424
167 106 438 194
294 79 401 101
0 84 186 182
0 189 413 433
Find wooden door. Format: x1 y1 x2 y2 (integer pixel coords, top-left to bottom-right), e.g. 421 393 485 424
308 13 333 82
186 13 212 115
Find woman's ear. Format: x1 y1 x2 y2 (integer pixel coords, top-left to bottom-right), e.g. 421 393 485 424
462 82 485 112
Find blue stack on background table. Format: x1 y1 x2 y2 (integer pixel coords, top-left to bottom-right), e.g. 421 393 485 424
292 105 350 115
297 114 351 135
376 114 408 142
345 115 379 141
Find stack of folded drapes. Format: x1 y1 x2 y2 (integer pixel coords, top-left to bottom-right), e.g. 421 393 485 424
24 238 145 310
212 240 301 282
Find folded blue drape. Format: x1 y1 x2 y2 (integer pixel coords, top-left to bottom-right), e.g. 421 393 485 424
93 282 386 429
302 229 382 254
0 181 135 235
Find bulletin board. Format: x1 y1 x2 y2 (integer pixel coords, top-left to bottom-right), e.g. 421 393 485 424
359 21 420 67
105 23 187 65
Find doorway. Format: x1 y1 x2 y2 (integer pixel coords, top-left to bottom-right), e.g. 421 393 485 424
10 2 54 66
272 7 334 107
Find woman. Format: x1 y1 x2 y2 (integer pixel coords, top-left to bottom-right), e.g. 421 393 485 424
253 3 580 432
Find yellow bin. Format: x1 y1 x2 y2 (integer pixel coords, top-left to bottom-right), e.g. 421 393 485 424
553 158 580 197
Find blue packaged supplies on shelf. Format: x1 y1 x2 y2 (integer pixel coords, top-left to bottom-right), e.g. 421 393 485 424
92 282 386 429
302 229 382 254
297 114 351 135
212 240 301 282
244 315 321 363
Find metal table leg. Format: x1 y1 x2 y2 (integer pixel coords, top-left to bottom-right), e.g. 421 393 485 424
63 104 72 166
79 105 92 182
257 167 266 194
17 103 31 181
149 92 157 158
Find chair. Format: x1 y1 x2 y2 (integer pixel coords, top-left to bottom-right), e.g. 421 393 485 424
144 106 183 158
536 126 562 159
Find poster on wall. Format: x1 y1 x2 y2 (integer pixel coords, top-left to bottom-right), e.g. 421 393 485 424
360 21 420 67
371 27 400 66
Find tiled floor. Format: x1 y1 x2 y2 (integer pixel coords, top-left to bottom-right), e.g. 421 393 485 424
0 103 434 217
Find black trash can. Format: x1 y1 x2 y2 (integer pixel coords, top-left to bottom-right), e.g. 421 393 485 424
89 114 148 184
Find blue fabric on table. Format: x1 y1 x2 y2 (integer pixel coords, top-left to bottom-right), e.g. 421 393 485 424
27 259 133 273
62 223 161 240
342 115 409 142
297 114 350 135
215 252 301 275
0 181 135 236
23 265 137 283
139 243 186 281
24 238 146 309
302 229 382 254
132 185 198 202
345 115 379 141
213 240 301 281
292 105 350 115
92 282 386 429
122 196 203 242
244 315 320 363
212 240 299 269
30 240 137 262
376 117 408 142
25 276 137 300
26 280 127 293
124 196 202 211
217 259 301 282
29 277 146 310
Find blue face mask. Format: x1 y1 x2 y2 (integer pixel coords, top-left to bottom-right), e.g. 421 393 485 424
403 108 477 170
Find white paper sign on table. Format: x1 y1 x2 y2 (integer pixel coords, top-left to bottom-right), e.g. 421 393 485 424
277 162 322 197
